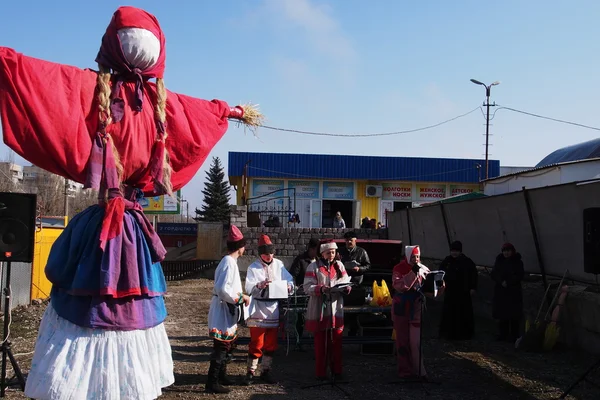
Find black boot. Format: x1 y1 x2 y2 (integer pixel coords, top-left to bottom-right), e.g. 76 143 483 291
260 369 278 384
242 372 254 386
219 362 235 386
205 361 230 394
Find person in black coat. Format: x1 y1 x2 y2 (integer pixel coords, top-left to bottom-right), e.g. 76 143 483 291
491 243 524 342
439 241 478 340
289 238 320 349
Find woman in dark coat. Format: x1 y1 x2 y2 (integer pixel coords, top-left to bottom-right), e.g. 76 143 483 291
439 241 478 340
491 243 525 341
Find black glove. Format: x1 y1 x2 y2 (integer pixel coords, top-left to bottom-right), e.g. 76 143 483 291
411 264 419 274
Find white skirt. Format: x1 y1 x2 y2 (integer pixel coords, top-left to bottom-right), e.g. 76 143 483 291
24 305 175 400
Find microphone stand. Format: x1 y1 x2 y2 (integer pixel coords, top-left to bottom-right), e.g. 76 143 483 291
302 261 351 397
390 268 441 391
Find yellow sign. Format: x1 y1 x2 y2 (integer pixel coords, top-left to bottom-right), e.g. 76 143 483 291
140 190 181 215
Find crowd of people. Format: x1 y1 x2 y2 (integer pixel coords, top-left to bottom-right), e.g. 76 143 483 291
208 226 526 393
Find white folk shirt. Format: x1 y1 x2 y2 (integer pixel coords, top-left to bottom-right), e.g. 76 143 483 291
208 255 244 341
245 258 294 328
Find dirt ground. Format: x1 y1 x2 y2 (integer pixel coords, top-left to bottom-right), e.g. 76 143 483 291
2 277 599 400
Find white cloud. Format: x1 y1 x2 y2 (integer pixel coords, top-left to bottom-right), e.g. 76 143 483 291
266 0 356 63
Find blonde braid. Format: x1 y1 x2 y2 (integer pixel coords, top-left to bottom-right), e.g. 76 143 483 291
155 78 173 196
96 65 124 185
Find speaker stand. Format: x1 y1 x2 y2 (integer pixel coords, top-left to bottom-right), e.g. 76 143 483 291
0 261 27 397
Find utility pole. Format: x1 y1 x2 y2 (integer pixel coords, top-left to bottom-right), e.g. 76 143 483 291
242 160 250 205
63 177 69 219
471 79 500 179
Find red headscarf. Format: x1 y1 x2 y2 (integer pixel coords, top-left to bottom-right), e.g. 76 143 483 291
95 6 167 113
95 6 166 79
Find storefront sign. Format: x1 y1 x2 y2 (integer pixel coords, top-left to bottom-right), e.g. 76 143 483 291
322 181 354 199
252 179 284 198
449 185 479 197
288 180 319 199
382 183 413 200
416 184 446 200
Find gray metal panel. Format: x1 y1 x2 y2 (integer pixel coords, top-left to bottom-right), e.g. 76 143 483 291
407 206 449 259
0 261 32 313
387 181 600 283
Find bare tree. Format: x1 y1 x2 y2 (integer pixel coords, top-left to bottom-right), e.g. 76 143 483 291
25 173 64 216
69 189 98 218
0 164 19 192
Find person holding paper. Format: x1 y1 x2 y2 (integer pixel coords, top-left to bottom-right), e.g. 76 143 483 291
304 240 352 381
244 234 294 385
392 245 443 380
339 231 371 336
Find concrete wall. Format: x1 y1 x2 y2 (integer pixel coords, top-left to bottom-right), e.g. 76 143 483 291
239 226 389 257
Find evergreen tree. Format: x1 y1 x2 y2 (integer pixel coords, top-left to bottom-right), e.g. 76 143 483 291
194 157 231 222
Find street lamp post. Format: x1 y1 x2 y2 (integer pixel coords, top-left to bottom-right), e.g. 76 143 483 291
470 79 500 180
181 199 189 223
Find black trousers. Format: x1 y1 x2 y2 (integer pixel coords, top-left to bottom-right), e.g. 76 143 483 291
498 319 521 340
211 338 237 363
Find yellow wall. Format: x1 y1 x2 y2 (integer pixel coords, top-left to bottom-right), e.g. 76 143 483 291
31 225 65 300
356 181 380 222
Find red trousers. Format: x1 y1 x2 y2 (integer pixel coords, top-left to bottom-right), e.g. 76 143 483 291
249 327 278 359
393 307 426 377
314 329 343 378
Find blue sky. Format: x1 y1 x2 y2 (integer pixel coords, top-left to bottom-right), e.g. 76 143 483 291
2 0 600 213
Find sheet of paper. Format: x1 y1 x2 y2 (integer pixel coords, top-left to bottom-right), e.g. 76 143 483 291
268 280 289 299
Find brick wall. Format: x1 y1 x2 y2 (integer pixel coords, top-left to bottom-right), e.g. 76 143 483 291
241 227 389 256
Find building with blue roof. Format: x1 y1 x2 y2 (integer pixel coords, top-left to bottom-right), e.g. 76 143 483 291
229 152 500 228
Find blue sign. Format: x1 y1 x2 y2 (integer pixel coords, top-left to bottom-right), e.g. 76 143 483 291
252 179 284 198
288 180 319 199
322 181 354 199
157 223 198 236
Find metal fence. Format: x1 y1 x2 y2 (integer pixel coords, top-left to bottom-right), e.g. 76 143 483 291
246 188 298 228
0 261 32 313
161 260 218 281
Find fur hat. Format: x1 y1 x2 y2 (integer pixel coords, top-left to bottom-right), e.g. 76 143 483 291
320 240 338 254
258 234 275 255
450 241 463 252
227 225 246 251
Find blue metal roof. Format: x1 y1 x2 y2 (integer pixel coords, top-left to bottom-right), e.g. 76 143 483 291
229 152 499 183
536 138 600 168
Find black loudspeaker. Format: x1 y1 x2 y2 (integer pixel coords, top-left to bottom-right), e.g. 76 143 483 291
583 207 600 274
0 193 37 263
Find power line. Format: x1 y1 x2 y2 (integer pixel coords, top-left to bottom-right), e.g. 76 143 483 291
260 107 480 137
498 106 600 132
